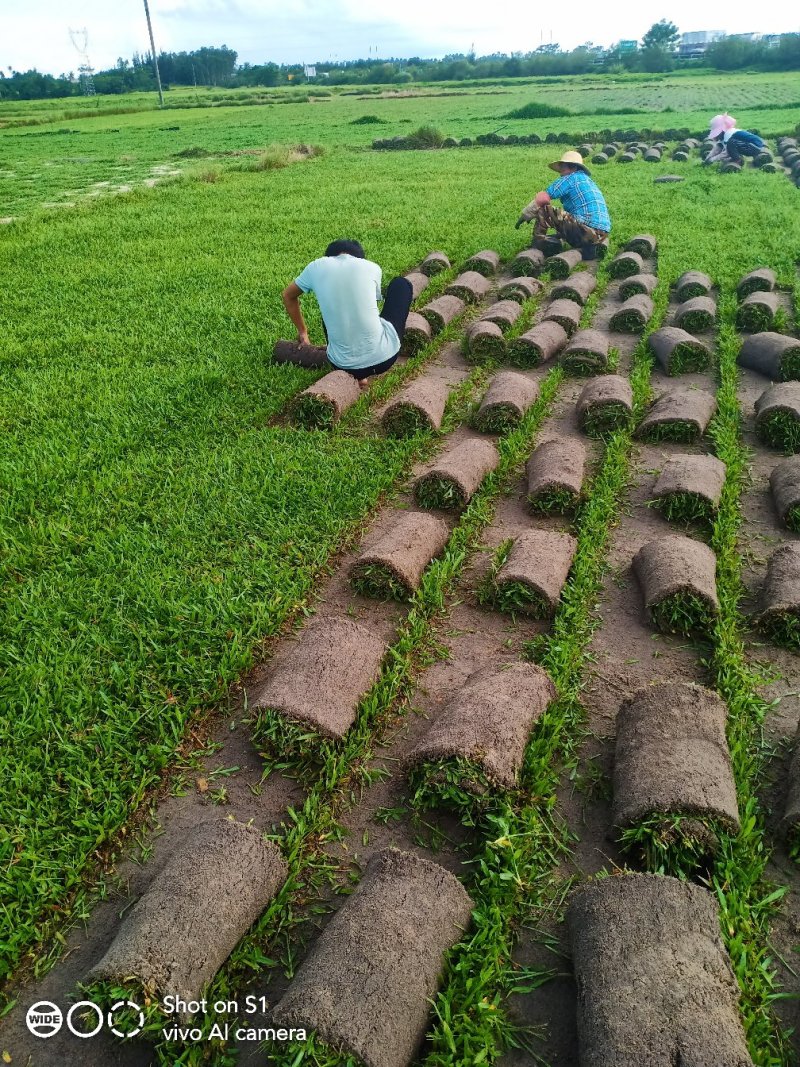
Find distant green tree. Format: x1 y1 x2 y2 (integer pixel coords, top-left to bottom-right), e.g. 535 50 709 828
640 45 676 72
641 20 680 52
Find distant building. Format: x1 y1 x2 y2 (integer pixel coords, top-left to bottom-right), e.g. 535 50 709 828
678 30 724 58
618 40 638 53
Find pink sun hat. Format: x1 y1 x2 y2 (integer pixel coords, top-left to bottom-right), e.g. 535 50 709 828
709 113 736 138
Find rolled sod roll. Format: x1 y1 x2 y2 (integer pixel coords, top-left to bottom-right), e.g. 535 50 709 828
613 681 739 861
559 328 610 375
770 456 800 530
755 382 800 452
406 663 556 797
623 233 657 257
602 143 618 156
785 721 800 847
541 298 582 337
652 453 727 523
91 821 288 1004
737 267 777 298
421 294 465 335
577 143 593 158
633 534 720 634
644 148 662 162
675 270 713 302
648 326 712 375
609 293 654 333
444 270 491 304
381 376 450 436
508 321 569 368
472 371 539 434
403 272 430 302
464 320 506 363
420 250 450 277
253 620 385 745
351 511 450 600
272 340 329 368
478 300 520 333
674 295 717 332
607 250 643 279
464 249 500 277
546 248 583 279
617 151 636 163
414 437 500 510
273 849 473 1067
760 162 779 173
551 271 597 305
401 311 433 355
721 160 742 173
498 276 542 304
637 388 717 443
291 370 361 429
591 152 609 164
493 528 578 617
567 874 754 1067
736 290 780 332
619 272 657 299
526 437 587 514
671 149 689 162
755 543 800 650
653 174 685 183
511 248 545 277
576 375 634 437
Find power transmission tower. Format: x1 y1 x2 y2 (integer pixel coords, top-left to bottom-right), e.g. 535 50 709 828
68 28 96 96
142 0 165 107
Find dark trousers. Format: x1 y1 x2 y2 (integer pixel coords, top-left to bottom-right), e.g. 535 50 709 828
725 134 762 163
327 276 414 380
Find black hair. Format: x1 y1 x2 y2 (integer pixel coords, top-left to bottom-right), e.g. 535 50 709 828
325 239 365 258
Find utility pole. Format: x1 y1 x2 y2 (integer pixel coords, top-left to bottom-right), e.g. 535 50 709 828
142 0 164 107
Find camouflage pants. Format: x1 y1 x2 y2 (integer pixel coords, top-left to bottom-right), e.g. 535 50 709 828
532 203 608 248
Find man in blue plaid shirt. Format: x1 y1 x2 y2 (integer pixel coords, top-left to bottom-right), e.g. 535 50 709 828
516 150 611 261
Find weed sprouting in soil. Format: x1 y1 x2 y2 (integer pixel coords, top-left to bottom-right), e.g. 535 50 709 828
655 490 716 526
528 485 580 516
757 411 800 453
648 591 717 635
581 401 632 438
619 813 727 879
414 475 467 511
350 562 411 601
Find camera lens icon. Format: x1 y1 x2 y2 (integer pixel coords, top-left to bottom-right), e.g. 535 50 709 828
25 1002 63 1039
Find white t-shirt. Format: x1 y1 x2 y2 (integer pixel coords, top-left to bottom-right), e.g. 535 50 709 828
294 254 400 370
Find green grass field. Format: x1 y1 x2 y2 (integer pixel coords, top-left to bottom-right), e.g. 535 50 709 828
1 70 800 1053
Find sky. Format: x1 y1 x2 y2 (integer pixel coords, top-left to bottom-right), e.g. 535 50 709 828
1 0 799 76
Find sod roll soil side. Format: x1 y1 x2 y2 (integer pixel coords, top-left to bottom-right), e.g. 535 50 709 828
551 271 597 305
739 332 800 380
498 276 542 303
508 321 569 367
494 528 578 616
381 377 449 436
623 233 657 257
546 248 583 279
648 327 711 375
444 270 491 304
609 293 654 333
473 371 539 432
414 438 500 509
674 270 713 302
652 453 727 509
273 848 473 1067
526 437 587 507
674 295 717 333
737 267 777 298
91 821 288 1004
478 299 520 332
542 299 582 336
607 250 643 279
251 616 387 738
401 312 432 355
619 273 657 299
351 512 450 597
511 248 545 277
576 375 633 431
567 873 754 1067
272 340 329 368
421 294 466 335
292 370 361 427
406 662 556 789
465 320 506 362
560 328 610 374
633 534 720 629
770 456 800 527
783 718 800 837
464 249 500 276
420 251 450 276
613 681 740 841
637 388 717 441
404 271 430 301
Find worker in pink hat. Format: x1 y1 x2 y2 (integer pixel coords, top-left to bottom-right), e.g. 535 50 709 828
515 150 611 261
704 113 765 166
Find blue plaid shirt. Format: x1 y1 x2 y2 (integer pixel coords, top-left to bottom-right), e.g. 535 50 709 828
546 171 611 233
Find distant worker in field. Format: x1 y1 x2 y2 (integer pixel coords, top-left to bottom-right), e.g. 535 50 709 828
282 240 413 389
703 113 765 166
515 150 611 261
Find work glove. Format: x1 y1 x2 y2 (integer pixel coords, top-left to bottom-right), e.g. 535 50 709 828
514 215 528 229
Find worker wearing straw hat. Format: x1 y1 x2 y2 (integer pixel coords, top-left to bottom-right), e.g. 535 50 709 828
703 113 764 166
515 150 611 261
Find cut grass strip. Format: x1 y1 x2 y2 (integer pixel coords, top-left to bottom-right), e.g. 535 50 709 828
408 757 497 825
350 561 412 602
619 813 729 878
654 490 717 526
528 485 580 516
648 590 718 636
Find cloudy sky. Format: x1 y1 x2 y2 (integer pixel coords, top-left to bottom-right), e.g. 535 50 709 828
2 0 798 76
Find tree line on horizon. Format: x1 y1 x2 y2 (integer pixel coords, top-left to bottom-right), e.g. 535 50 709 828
2 23 800 102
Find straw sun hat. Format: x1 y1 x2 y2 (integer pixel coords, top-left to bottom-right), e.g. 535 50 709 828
549 150 590 174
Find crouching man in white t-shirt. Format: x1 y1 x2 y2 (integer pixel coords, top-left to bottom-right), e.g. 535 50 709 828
282 239 414 389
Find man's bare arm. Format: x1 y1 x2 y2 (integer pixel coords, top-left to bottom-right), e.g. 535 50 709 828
282 282 311 344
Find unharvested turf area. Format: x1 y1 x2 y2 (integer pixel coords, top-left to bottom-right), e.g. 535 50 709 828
2 73 800 1065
